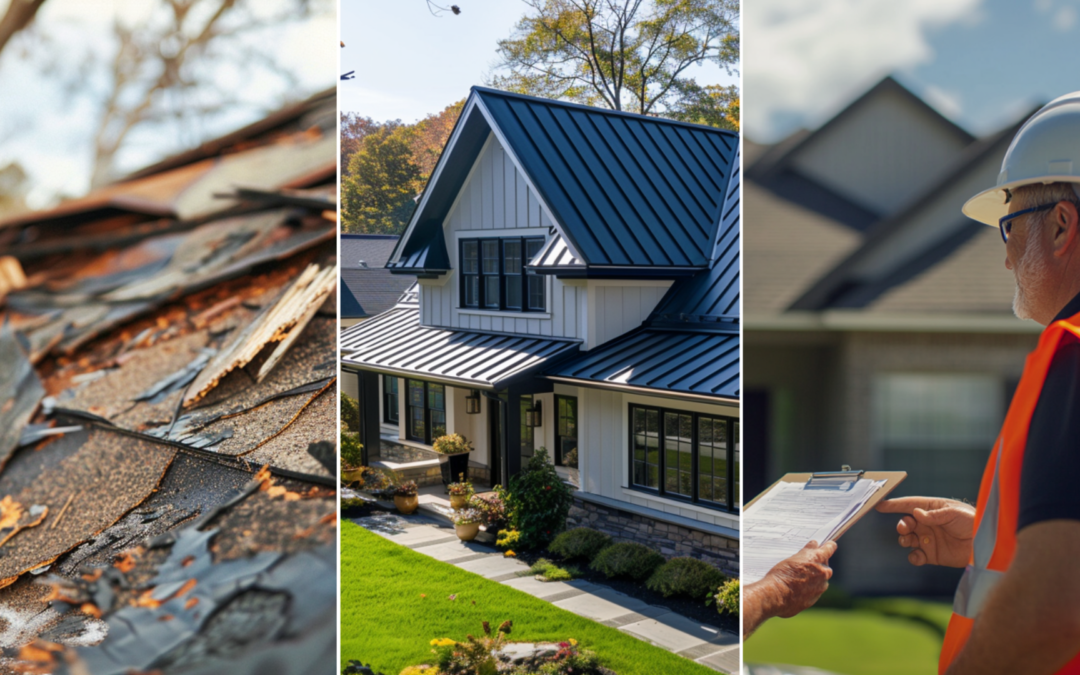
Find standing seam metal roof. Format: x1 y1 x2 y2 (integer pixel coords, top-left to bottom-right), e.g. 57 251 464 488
340 303 581 389
480 88 737 268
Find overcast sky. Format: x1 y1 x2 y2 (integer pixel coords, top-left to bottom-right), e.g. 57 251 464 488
744 0 1080 142
0 0 334 208
339 0 739 124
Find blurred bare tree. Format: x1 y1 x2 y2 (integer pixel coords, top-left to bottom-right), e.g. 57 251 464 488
0 0 332 193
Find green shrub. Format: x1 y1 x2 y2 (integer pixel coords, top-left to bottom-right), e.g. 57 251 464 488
526 558 581 581
341 393 360 432
713 578 739 615
645 557 727 600
590 543 665 582
504 448 574 550
341 423 364 471
548 528 612 562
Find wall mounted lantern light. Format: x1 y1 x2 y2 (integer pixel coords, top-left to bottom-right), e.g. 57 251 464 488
525 400 543 427
465 390 481 414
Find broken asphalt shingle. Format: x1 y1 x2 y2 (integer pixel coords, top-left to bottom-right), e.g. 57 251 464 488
0 321 45 471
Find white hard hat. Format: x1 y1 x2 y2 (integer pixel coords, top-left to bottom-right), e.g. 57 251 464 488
963 91 1080 226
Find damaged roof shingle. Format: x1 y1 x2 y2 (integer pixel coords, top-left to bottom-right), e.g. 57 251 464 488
0 91 338 673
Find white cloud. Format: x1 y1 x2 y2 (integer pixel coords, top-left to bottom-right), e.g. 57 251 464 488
744 0 984 141
1054 5 1078 30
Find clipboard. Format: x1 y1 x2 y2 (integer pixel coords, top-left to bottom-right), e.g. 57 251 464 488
745 469 907 542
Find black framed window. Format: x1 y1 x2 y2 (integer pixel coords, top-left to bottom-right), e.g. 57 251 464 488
629 404 738 512
520 395 535 461
460 236 545 311
555 395 578 468
406 379 446 444
383 375 399 425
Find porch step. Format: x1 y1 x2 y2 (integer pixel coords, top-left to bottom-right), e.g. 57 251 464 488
370 458 442 487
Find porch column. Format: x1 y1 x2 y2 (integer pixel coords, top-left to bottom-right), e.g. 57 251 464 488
505 391 522 480
357 370 381 466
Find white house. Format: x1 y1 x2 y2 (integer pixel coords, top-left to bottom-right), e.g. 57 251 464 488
340 87 741 574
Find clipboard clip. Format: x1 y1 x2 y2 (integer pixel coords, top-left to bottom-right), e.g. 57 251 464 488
807 466 864 488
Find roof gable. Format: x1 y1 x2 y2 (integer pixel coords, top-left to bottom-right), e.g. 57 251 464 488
748 77 975 230
390 87 738 273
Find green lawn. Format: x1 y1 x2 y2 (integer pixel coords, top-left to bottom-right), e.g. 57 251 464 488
743 603 950 675
341 521 719 675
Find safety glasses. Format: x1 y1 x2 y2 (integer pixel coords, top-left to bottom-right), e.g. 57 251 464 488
999 203 1057 243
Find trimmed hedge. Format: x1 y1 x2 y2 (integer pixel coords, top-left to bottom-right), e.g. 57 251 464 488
590 543 665 582
646 557 727 600
549 527 612 562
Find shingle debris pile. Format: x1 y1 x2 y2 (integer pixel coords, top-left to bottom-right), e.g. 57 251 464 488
0 88 337 674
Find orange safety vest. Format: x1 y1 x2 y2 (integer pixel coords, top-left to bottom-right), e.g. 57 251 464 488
939 310 1080 674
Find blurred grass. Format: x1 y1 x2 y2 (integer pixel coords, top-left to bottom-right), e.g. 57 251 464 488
743 598 951 675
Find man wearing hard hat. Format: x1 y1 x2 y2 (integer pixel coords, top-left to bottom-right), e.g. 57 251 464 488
877 93 1080 675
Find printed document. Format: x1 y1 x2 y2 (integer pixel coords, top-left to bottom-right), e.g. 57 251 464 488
742 478 886 584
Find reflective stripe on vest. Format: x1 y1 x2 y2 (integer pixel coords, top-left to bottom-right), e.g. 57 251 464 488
952 442 1005 619
940 312 1080 674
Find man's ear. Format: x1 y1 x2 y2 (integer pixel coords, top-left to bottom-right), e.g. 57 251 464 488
1052 200 1080 257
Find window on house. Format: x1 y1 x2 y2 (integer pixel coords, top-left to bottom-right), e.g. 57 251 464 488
630 404 738 512
555 395 578 468
460 236 546 311
875 373 1002 504
406 379 446 444
383 375 399 425
520 395 535 462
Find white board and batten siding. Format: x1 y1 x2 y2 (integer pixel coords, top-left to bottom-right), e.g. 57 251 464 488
565 383 740 532
418 133 670 346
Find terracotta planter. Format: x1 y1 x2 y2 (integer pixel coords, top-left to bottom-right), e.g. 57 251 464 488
455 522 481 541
449 494 470 510
394 494 419 515
341 468 364 485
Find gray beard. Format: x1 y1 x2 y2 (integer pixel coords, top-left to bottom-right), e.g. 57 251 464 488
1013 233 1050 320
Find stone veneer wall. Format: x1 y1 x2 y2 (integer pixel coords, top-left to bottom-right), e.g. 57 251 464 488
565 496 739 578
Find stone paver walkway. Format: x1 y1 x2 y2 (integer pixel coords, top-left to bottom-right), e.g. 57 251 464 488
352 512 739 674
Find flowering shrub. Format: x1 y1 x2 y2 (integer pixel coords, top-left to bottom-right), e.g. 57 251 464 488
504 448 573 550
448 480 474 497
712 578 740 615
469 492 507 530
496 528 521 551
432 620 513 675
450 508 484 526
431 433 473 455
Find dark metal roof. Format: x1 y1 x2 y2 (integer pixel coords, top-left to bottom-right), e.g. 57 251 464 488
546 142 741 401
340 302 581 390
528 231 584 271
651 143 740 325
387 226 451 275
546 327 740 402
478 87 737 268
390 87 738 273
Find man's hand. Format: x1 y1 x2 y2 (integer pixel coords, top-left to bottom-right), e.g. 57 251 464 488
743 540 837 638
876 496 975 568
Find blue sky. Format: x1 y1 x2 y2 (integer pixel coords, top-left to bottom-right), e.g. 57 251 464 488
744 0 1080 142
0 0 334 208
339 0 739 123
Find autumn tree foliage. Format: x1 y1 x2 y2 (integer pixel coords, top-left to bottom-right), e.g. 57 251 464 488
340 100 464 234
490 0 738 128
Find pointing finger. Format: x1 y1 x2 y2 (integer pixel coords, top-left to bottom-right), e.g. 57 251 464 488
876 497 931 514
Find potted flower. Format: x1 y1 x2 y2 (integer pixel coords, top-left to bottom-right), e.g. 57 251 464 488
340 422 365 485
447 477 474 510
452 508 483 541
432 433 473 484
393 480 419 515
